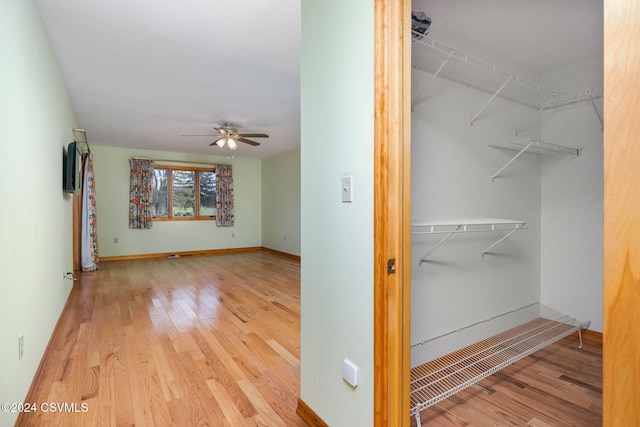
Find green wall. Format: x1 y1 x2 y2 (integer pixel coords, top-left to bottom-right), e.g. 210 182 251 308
0 2 77 425
261 148 301 256
91 145 262 257
300 0 374 425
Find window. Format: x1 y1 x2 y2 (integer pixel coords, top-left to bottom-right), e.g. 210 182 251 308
152 165 216 220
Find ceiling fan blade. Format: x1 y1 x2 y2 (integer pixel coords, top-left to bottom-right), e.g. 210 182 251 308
237 137 261 146
208 137 224 146
237 133 269 138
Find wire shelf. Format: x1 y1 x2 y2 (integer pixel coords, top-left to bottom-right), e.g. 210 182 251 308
411 31 602 114
411 218 527 263
409 303 590 422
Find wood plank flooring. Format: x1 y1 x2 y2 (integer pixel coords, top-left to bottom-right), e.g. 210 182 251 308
17 251 304 427
17 250 602 426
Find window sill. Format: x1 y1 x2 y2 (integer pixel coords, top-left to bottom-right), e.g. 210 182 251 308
153 217 216 222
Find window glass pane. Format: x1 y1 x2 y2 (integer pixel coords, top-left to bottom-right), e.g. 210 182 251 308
152 168 169 217
199 171 216 216
172 170 195 217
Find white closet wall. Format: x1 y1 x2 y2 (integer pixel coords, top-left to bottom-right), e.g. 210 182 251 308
411 72 542 344
540 56 604 332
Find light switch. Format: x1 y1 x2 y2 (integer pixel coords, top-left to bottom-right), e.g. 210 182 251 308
342 176 353 203
342 358 359 388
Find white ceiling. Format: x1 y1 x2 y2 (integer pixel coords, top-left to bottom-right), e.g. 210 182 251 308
36 1 602 159
413 0 603 77
36 0 301 159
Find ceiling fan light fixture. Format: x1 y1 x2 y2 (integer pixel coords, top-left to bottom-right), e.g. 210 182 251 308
184 124 267 149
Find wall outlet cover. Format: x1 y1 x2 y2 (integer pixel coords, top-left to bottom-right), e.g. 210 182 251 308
342 358 359 388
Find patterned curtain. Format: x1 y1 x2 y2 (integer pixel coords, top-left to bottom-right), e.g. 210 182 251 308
81 153 99 271
215 164 234 227
129 158 154 229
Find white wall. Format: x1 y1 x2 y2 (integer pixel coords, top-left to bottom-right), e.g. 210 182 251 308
411 74 542 343
91 145 262 257
300 0 374 425
0 2 77 425
540 56 604 332
261 148 301 256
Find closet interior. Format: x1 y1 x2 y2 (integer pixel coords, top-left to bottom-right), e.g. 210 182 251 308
409 1 604 424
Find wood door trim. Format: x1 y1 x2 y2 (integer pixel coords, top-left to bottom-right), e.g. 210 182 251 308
603 0 640 424
373 0 411 425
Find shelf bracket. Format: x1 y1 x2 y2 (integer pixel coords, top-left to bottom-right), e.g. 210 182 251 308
419 225 462 265
588 93 603 132
481 224 524 257
491 141 534 181
538 92 557 113
412 53 452 110
471 75 513 126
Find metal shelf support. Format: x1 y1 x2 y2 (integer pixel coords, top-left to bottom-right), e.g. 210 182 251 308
412 52 452 110
471 75 513 126
588 91 604 131
491 141 533 181
418 225 462 265
481 225 524 256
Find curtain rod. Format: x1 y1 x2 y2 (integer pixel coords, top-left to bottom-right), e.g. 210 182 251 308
130 157 217 166
72 128 91 154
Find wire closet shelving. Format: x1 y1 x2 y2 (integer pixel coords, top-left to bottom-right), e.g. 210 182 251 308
411 31 603 126
409 29 595 424
489 138 583 181
409 303 590 425
411 218 527 264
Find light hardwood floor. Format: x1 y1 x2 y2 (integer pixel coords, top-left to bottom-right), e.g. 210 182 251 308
17 251 602 426
17 251 304 427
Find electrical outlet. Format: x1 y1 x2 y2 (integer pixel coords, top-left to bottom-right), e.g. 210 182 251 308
114 237 118 244
342 358 359 387
18 334 23 360
232 232 235 238
284 235 287 241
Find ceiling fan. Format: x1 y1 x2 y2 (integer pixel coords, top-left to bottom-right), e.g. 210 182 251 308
182 123 268 150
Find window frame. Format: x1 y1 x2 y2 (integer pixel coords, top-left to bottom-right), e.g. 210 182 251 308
152 164 216 221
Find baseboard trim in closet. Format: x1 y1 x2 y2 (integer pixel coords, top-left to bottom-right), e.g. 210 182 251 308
582 328 603 344
296 399 328 427
409 302 590 425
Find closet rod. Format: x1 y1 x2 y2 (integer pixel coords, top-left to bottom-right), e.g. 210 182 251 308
130 157 217 166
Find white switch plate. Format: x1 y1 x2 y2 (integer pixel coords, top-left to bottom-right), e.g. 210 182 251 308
342 176 353 203
342 358 359 387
